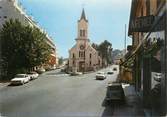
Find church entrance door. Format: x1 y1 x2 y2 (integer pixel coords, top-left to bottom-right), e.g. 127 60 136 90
79 61 85 72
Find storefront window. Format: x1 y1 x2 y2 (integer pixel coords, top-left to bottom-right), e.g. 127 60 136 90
144 14 165 116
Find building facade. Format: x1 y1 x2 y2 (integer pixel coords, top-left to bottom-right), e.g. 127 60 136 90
69 9 102 72
123 0 167 116
0 0 59 69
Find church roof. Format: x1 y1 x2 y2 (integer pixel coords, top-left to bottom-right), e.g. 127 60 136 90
79 8 88 22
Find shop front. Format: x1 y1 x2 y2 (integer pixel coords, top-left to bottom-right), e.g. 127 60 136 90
141 11 166 116
128 0 167 116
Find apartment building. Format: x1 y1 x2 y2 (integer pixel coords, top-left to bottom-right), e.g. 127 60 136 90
0 0 58 68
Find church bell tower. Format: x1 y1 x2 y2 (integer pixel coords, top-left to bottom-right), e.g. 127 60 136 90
77 9 89 40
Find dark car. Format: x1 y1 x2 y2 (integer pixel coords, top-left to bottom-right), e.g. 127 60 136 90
105 83 125 103
113 67 117 71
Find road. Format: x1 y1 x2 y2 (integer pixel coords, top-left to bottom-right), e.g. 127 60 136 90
0 65 119 117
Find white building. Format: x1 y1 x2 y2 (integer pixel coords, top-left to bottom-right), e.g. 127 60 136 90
0 0 35 28
0 0 59 67
69 9 102 72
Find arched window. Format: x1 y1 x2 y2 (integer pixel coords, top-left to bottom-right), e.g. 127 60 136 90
80 30 86 37
90 61 92 66
83 30 85 37
80 30 82 37
73 53 75 58
90 53 92 58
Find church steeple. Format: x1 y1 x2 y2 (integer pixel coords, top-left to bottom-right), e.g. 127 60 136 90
81 9 86 20
77 8 89 40
80 8 88 22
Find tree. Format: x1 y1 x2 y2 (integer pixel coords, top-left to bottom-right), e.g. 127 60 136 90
92 43 99 50
24 26 52 68
58 57 63 65
0 19 52 79
98 40 112 66
91 41 112 66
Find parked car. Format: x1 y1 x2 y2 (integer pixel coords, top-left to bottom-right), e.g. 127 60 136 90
61 68 65 72
107 71 114 75
36 68 45 74
50 66 56 70
11 74 30 85
70 72 82 76
105 83 125 103
113 67 117 71
27 72 39 80
96 72 106 80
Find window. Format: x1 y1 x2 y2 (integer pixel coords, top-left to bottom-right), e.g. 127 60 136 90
98 60 100 65
80 30 86 37
4 16 7 19
90 61 91 66
80 30 82 37
90 53 92 58
0 6 2 9
79 51 85 58
72 53 75 58
73 60 75 65
83 30 85 37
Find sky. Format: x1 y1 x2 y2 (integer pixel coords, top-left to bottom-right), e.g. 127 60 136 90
19 0 132 58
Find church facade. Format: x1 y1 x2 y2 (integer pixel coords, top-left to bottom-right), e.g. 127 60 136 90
68 9 102 72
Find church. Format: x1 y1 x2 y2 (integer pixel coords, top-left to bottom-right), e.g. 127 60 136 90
68 9 102 72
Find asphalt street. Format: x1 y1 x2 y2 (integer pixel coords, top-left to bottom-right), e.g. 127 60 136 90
0 65 119 117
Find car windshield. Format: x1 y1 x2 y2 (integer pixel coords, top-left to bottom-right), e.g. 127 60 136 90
15 74 26 78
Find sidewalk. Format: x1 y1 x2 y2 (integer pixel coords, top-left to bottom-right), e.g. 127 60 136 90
113 84 145 116
0 82 10 89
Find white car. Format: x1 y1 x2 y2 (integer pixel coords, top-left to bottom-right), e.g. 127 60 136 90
27 72 39 80
96 72 106 80
11 74 30 85
36 68 46 74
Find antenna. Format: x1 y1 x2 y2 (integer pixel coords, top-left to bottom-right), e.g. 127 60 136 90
125 24 126 55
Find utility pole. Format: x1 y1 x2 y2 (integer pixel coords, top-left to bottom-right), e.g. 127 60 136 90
125 24 126 55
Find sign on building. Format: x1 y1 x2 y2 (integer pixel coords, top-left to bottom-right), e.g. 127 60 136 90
130 15 155 32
